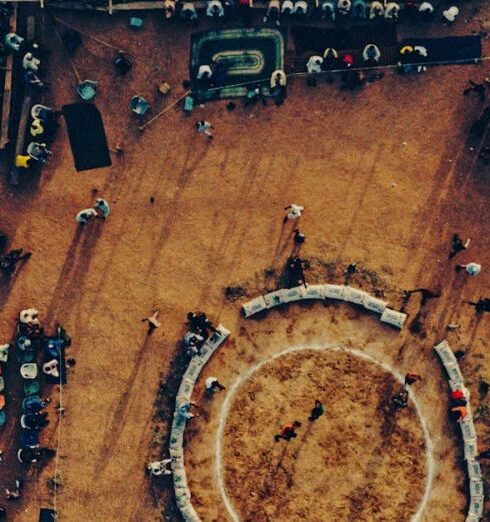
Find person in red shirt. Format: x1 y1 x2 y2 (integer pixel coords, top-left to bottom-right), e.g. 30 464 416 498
274 421 301 442
404 373 422 387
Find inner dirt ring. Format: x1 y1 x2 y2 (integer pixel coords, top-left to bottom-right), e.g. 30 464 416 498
215 345 435 522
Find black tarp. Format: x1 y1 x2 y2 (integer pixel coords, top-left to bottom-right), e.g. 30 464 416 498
62 103 111 172
291 23 398 54
399 35 482 65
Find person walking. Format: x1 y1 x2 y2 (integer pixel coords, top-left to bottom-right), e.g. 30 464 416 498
76 208 97 224
283 204 304 223
292 229 306 256
274 420 301 442
308 400 324 421
205 376 226 394
142 310 161 335
94 198 110 219
195 120 213 140
404 373 422 388
449 234 470 259
456 262 481 276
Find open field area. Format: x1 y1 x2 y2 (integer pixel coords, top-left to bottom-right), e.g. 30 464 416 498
0 3 490 521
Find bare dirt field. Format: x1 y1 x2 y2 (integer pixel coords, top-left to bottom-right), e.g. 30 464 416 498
0 2 490 521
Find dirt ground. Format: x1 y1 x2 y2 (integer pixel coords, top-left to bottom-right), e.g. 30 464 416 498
222 349 426 522
0 2 489 521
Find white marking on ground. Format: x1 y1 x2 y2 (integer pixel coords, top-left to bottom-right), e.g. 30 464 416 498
215 344 435 522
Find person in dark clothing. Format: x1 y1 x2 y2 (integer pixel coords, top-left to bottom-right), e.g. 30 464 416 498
292 229 306 256
393 389 409 409
404 373 422 387
288 256 306 287
309 400 324 421
464 298 490 314
0 249 31 276
464 79 490 101
61 29 82 55
114 52 132 75
187 312 218 336
449 234 470 259
274 420 301 442
476 449 490 460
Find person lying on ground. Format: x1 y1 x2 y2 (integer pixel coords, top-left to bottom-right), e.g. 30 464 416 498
142 310 161 335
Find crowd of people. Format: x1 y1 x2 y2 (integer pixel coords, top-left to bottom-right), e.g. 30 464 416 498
159 0 460 25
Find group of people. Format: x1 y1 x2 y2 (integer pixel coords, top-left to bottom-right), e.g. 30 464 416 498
15 104 61 172
274 400 324 442
160 0 460 25
182 311 218 355
76 197 111 224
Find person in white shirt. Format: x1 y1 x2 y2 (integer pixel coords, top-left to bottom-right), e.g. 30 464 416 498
163 0 176 18
206 0 225 17
442 6 458 23
19 308 39 325
76 208 98 224
337 0 351 16
362 44 381 63
307 55 323 74
263 0 280 24
418 1 433 14
457 262 481 276
22 52 40 72
94 198 110 219
281 0 293 15
181 1 198 21
321 0 335 20
369 0 383 18
197 64 213 80
147 458 173 476
384 2 400 19
293 0 308 15
205 377 226 394
284 204 304 222
5 32 24 52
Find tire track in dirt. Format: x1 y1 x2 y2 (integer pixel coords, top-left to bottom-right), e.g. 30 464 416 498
95 334 151 474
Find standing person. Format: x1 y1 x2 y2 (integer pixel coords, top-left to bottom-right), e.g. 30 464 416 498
306 55 323 86
449 405 468 422
308 400 324 421
195 120 213 140
283 204 304 223
404 373 422 388
456 262 481 276
141 310 161 335
76 208 97 224
449 234 470 259
274 420 301 442
22 52 40 72
94 198 110 219
464 298 490 313
205 376 226 394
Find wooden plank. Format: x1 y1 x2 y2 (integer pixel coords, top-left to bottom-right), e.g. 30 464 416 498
0 4 17 149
